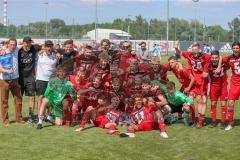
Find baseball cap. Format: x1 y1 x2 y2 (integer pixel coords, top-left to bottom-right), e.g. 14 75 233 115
45 40 53 46
23 36 32 42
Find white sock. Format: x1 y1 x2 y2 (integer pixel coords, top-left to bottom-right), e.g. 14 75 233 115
38 115 44 124
47 115 52 121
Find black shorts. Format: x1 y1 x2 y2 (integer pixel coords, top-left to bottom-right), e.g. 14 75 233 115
36 80 48 96
169 104 183 114
19 76 36 96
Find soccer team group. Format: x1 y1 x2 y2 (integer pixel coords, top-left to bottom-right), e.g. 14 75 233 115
0 37 240 139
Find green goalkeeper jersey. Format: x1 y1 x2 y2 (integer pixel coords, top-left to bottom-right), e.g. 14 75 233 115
44 78 76 117
165 89 193 106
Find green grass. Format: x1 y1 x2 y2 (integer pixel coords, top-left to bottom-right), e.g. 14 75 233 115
0 55 240 160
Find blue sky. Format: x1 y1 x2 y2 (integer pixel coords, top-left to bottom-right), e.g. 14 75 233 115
1 0 239 30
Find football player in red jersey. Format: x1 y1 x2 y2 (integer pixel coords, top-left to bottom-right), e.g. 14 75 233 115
202 51 228 129
222 42 240 130
168 56 196 123
124 58 146 81
120 95 168 139
90 52 110 90
75 94 122 135
148 57 169 83
118 41 139 70
70 67 91 126
74 45 98 78
174 43 220 128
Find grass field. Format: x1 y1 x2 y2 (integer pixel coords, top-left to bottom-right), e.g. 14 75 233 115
0 55 240 160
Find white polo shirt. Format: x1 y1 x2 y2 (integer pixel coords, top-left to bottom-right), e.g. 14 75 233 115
36 52 57 82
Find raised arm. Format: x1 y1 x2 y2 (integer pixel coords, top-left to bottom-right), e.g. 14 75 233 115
173 41 182 55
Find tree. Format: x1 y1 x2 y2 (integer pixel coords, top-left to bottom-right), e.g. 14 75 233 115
228 17 240 42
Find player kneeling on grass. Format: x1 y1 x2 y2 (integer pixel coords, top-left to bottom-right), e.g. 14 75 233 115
75 94 122 135
120 95 168 139
165 81 194 127
37 67 76 129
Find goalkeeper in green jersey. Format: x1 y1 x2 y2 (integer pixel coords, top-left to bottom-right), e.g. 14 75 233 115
165 81 194 126
37 67 75 129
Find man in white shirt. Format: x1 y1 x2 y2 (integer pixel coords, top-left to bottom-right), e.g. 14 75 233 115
36 40 57 116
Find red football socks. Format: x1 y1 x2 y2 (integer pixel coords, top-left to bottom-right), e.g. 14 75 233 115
109 124 116 131
158 119 166 132
63 109 71 127
211 104 217 122
221 105 227 123
190 104 195 122
72 109 78 123
79 111 92 127
227 107 234 125
198 113 205 125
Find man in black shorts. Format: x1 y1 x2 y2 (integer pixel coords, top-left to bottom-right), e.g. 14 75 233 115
18 36 40 123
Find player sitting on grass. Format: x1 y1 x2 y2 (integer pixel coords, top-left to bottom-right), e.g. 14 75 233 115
37 67 76 129
120 95 168 139
75 94 122 135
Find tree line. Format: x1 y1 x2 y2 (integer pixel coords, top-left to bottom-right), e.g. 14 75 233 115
0 15 239 42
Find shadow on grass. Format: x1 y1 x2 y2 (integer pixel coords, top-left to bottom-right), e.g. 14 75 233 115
80 126 95 131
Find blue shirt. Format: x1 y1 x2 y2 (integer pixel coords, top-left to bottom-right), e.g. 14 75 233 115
0 53 13 80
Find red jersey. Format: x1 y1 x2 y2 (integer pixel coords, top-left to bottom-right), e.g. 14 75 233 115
182 51 211 73
172 67 191 88
223 55 240 86
91 65 110 90
69 75 89 91
130 104 157 124
119 51 138 70
74 54 98 77
206 63 228 86
81 89 105 109
104 109 122 123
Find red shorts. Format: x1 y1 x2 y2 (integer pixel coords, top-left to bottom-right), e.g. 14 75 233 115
192 72 209 96
210 83 228 101
229 83 240 100
137 121 158 131
93 116 110 128
193 80 208 96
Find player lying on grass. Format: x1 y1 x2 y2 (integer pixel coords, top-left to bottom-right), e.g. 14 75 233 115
37 67 76 129
75 94 122 135
119 94 169 139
